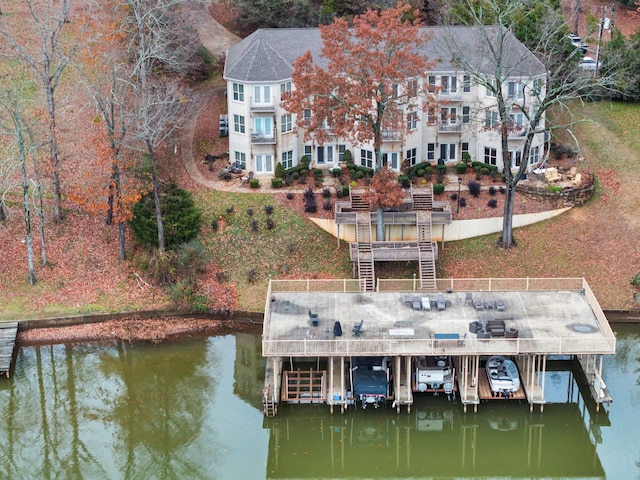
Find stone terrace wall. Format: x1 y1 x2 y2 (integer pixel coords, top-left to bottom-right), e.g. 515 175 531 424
517 179 595 209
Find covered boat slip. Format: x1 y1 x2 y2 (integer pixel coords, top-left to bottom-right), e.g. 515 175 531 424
262 278 616 415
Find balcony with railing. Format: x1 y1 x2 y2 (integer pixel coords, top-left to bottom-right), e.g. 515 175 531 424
382 128 402 142
250 97 276 112
251 129 276 144
438 122 462 133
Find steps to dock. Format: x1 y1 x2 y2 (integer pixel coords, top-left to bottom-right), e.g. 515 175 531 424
0 322 18 378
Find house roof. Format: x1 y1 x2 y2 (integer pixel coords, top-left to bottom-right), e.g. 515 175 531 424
223 26 547 83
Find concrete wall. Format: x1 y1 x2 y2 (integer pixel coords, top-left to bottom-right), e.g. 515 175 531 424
313 207 570 243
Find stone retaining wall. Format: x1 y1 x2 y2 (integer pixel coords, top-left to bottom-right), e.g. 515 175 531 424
516 180 595 209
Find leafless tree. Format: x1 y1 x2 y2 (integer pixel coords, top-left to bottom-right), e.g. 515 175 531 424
441 0 615 248
85 57 138 260
0 0 84 223
0 79 42 284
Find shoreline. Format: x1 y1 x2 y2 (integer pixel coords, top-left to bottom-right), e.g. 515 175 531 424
17 316 261 346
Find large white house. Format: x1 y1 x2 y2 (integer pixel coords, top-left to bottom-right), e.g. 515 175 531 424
223 26 548 176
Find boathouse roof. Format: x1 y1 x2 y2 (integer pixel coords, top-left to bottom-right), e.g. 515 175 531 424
262 278 615 358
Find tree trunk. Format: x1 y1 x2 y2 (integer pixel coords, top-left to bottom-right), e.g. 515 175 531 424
33 152 47 265
500 180 516 248
45 80 63 223
0 203 5 222
118 221 126 260
20 141 37 285
148 146 165 252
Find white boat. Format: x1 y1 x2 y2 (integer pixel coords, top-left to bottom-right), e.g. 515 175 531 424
485 356 520 396
415 356 454 396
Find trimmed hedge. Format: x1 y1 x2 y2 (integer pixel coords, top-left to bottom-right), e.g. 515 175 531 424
471 161 498 173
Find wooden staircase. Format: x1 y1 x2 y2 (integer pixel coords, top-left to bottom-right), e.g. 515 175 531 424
416 211 436 291
412 187 434 211
350 191 371 211
281 369 327 404
356 212 375 292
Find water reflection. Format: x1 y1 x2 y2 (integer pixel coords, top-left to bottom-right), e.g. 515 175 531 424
0 326 638 479
266 397 605 479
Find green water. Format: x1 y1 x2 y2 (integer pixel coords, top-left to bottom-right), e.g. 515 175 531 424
0 326 638 479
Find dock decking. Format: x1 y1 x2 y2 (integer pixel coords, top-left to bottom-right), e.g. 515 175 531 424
0 322 18 378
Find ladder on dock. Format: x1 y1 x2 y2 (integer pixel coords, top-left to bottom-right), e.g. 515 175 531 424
282 369 327 404
263 384 278 417
0 322 18 378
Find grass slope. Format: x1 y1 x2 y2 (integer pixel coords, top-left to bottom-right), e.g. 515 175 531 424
438 101 640 310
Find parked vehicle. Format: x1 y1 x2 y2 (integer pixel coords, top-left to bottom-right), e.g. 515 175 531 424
567 33 588 54
485 356 520 397
351 357 389 409
579 56 601 71
414 356 454 396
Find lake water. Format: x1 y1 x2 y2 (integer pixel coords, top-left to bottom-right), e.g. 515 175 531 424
0 324 638 479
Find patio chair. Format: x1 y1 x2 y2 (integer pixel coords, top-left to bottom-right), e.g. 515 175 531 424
465 292 473 306
496 299 505 311
412 296 422 310
437 293 446 311
474 298 484 310
352 319 364 337
308 309 319 327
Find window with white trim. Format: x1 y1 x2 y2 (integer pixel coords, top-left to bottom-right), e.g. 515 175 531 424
280 82 292 94
406 148 417 166
463 75 471 92
232 83 244 102
234 151 246 169
255 154 273 173
440 107 457 126
441 75 457 94
507 81 524 99
253 85 272 104
427 75 436 92
529 145 540 165
462 106 470 124
407 79 417 97
484 146 497 166
509 150 522 167
439 143 456 162
360 149 373 168
407 111 418 130
485 110 499 128
304 145 313 162
281 150 294 169
253 117 273 137
426 143 435 161
461 142 469 158
337 144 346 162
233 114 245 133
281 114 292 133
486 78 497 97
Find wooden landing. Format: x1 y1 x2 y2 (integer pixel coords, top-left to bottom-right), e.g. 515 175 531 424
281 369 327 404
477 368 526 401
0 322 18 378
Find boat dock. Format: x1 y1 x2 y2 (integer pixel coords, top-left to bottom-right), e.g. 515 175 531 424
261 278 616 416
0 322 19 378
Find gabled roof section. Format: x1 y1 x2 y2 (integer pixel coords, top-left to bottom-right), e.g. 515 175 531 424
223 26 547 83
224 29 324 83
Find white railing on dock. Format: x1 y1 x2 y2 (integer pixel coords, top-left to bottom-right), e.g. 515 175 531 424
262 335 614 357
268 277 586 294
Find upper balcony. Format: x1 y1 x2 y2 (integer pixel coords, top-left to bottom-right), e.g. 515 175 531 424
438 122 462 133
382 128 403 142
250 97 276 112
438 91 463 102
251 129 276 144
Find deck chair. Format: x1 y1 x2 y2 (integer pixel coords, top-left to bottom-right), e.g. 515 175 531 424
436 293 446 311
352 319 364 337
474 298 484 310
465 292 473 306
308 309 319 327
412 296 422 310
496 299 505 311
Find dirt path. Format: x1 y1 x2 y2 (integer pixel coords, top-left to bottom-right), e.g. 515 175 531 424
181 1 241 59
